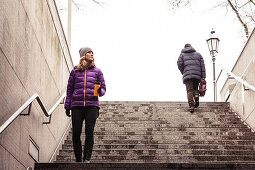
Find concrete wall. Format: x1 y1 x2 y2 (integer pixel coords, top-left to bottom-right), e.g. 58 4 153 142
0 0 73 169
220 28 255 130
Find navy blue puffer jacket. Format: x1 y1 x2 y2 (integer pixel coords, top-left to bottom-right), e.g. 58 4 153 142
177 46 206 83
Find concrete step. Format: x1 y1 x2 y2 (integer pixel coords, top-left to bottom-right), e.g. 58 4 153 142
96 116 241 123
96 117 243 123
100 105 230 109
91 127 253 133
97 116 242 121
68 130 255 137
64 139 255 145
99 109 232 115
62 144 254 150
34 162 255 170
97 113 241 122
97 115 239 122
58 149 255 157
93 123 247 129
55 154 255 162
65 134 255 141
99 101 229 107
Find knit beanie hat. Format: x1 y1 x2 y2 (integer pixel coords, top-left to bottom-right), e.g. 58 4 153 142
79 47 93 58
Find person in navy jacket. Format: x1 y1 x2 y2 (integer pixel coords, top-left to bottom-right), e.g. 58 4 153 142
177 44 206 113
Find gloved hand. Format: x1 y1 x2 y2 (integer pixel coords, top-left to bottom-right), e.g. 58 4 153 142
98 87 101 96
66 109 71 117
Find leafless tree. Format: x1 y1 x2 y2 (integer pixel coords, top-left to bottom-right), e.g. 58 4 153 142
167 0 255 38
72 0 105 11
56 0 104 12
166 0 191 11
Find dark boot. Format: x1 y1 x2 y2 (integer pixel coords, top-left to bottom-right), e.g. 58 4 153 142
194 96 199 108
190 105 195 113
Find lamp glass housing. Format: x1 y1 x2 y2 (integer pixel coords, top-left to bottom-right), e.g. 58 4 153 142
207 32 220 56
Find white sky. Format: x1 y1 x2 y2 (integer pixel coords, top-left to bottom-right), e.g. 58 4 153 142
56 0 245 102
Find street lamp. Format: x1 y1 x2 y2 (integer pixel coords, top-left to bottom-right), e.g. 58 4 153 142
206 29 220 102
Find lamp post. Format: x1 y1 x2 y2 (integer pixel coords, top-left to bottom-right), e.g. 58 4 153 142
206 29 220 102
67 0 72 48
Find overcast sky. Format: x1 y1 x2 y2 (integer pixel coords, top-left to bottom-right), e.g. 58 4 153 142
56 0 245 102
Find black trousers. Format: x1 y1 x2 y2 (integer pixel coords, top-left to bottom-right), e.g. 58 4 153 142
71 106 99 162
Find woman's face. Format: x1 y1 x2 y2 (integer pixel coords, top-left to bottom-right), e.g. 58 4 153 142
85 51 94 62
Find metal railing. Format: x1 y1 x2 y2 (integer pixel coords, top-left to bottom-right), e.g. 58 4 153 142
217 68 255 92
216 54 255 100
0 93 66 134
216 68 255 122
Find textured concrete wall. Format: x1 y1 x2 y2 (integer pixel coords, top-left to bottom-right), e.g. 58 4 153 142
220 28 255 131
0 0 73 169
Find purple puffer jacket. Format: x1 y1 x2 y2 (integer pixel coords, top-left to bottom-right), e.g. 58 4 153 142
64 66 106 110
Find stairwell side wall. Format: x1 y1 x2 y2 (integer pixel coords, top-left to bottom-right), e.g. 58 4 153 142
220 28 255 131
0 0 73 169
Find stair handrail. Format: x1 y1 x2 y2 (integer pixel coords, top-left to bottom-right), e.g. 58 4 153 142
0 93 66 134
216 68 255 123
216 68 255 93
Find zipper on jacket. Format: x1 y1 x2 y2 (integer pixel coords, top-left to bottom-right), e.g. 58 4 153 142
84 70 87 106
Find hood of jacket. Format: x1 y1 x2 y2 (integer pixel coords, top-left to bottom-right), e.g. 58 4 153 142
181 46 196 53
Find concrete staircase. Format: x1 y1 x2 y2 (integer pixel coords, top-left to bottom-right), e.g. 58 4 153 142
35 101 255 169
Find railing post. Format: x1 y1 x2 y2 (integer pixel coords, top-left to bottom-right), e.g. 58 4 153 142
43 115 52 124
20 103 32 116
0 93 66 134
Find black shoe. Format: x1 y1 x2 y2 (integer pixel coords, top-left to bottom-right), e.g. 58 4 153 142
190 106 194 113
76 158 82 162
83 157 90 163
83 160 90 163
194 97 199 108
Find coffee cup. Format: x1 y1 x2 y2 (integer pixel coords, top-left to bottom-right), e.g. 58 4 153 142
94 81 101 96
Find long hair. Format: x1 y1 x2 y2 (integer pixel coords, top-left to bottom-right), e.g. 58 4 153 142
77 56 95 71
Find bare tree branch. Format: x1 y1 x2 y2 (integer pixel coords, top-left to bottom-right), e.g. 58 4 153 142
65 0 105 12
91 0 101 4
56 0 65 11
227 0 249 38
167 0 253 37
246 3 255 22
72 0 82 10
166 0 190 11
239 1 250 8
234 0 238 8
249 0 255 6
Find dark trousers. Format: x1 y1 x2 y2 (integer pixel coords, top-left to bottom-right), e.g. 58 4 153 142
71 106 99 162
185 79 200 107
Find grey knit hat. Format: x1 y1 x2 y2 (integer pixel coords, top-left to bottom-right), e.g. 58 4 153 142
79 47 93 57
